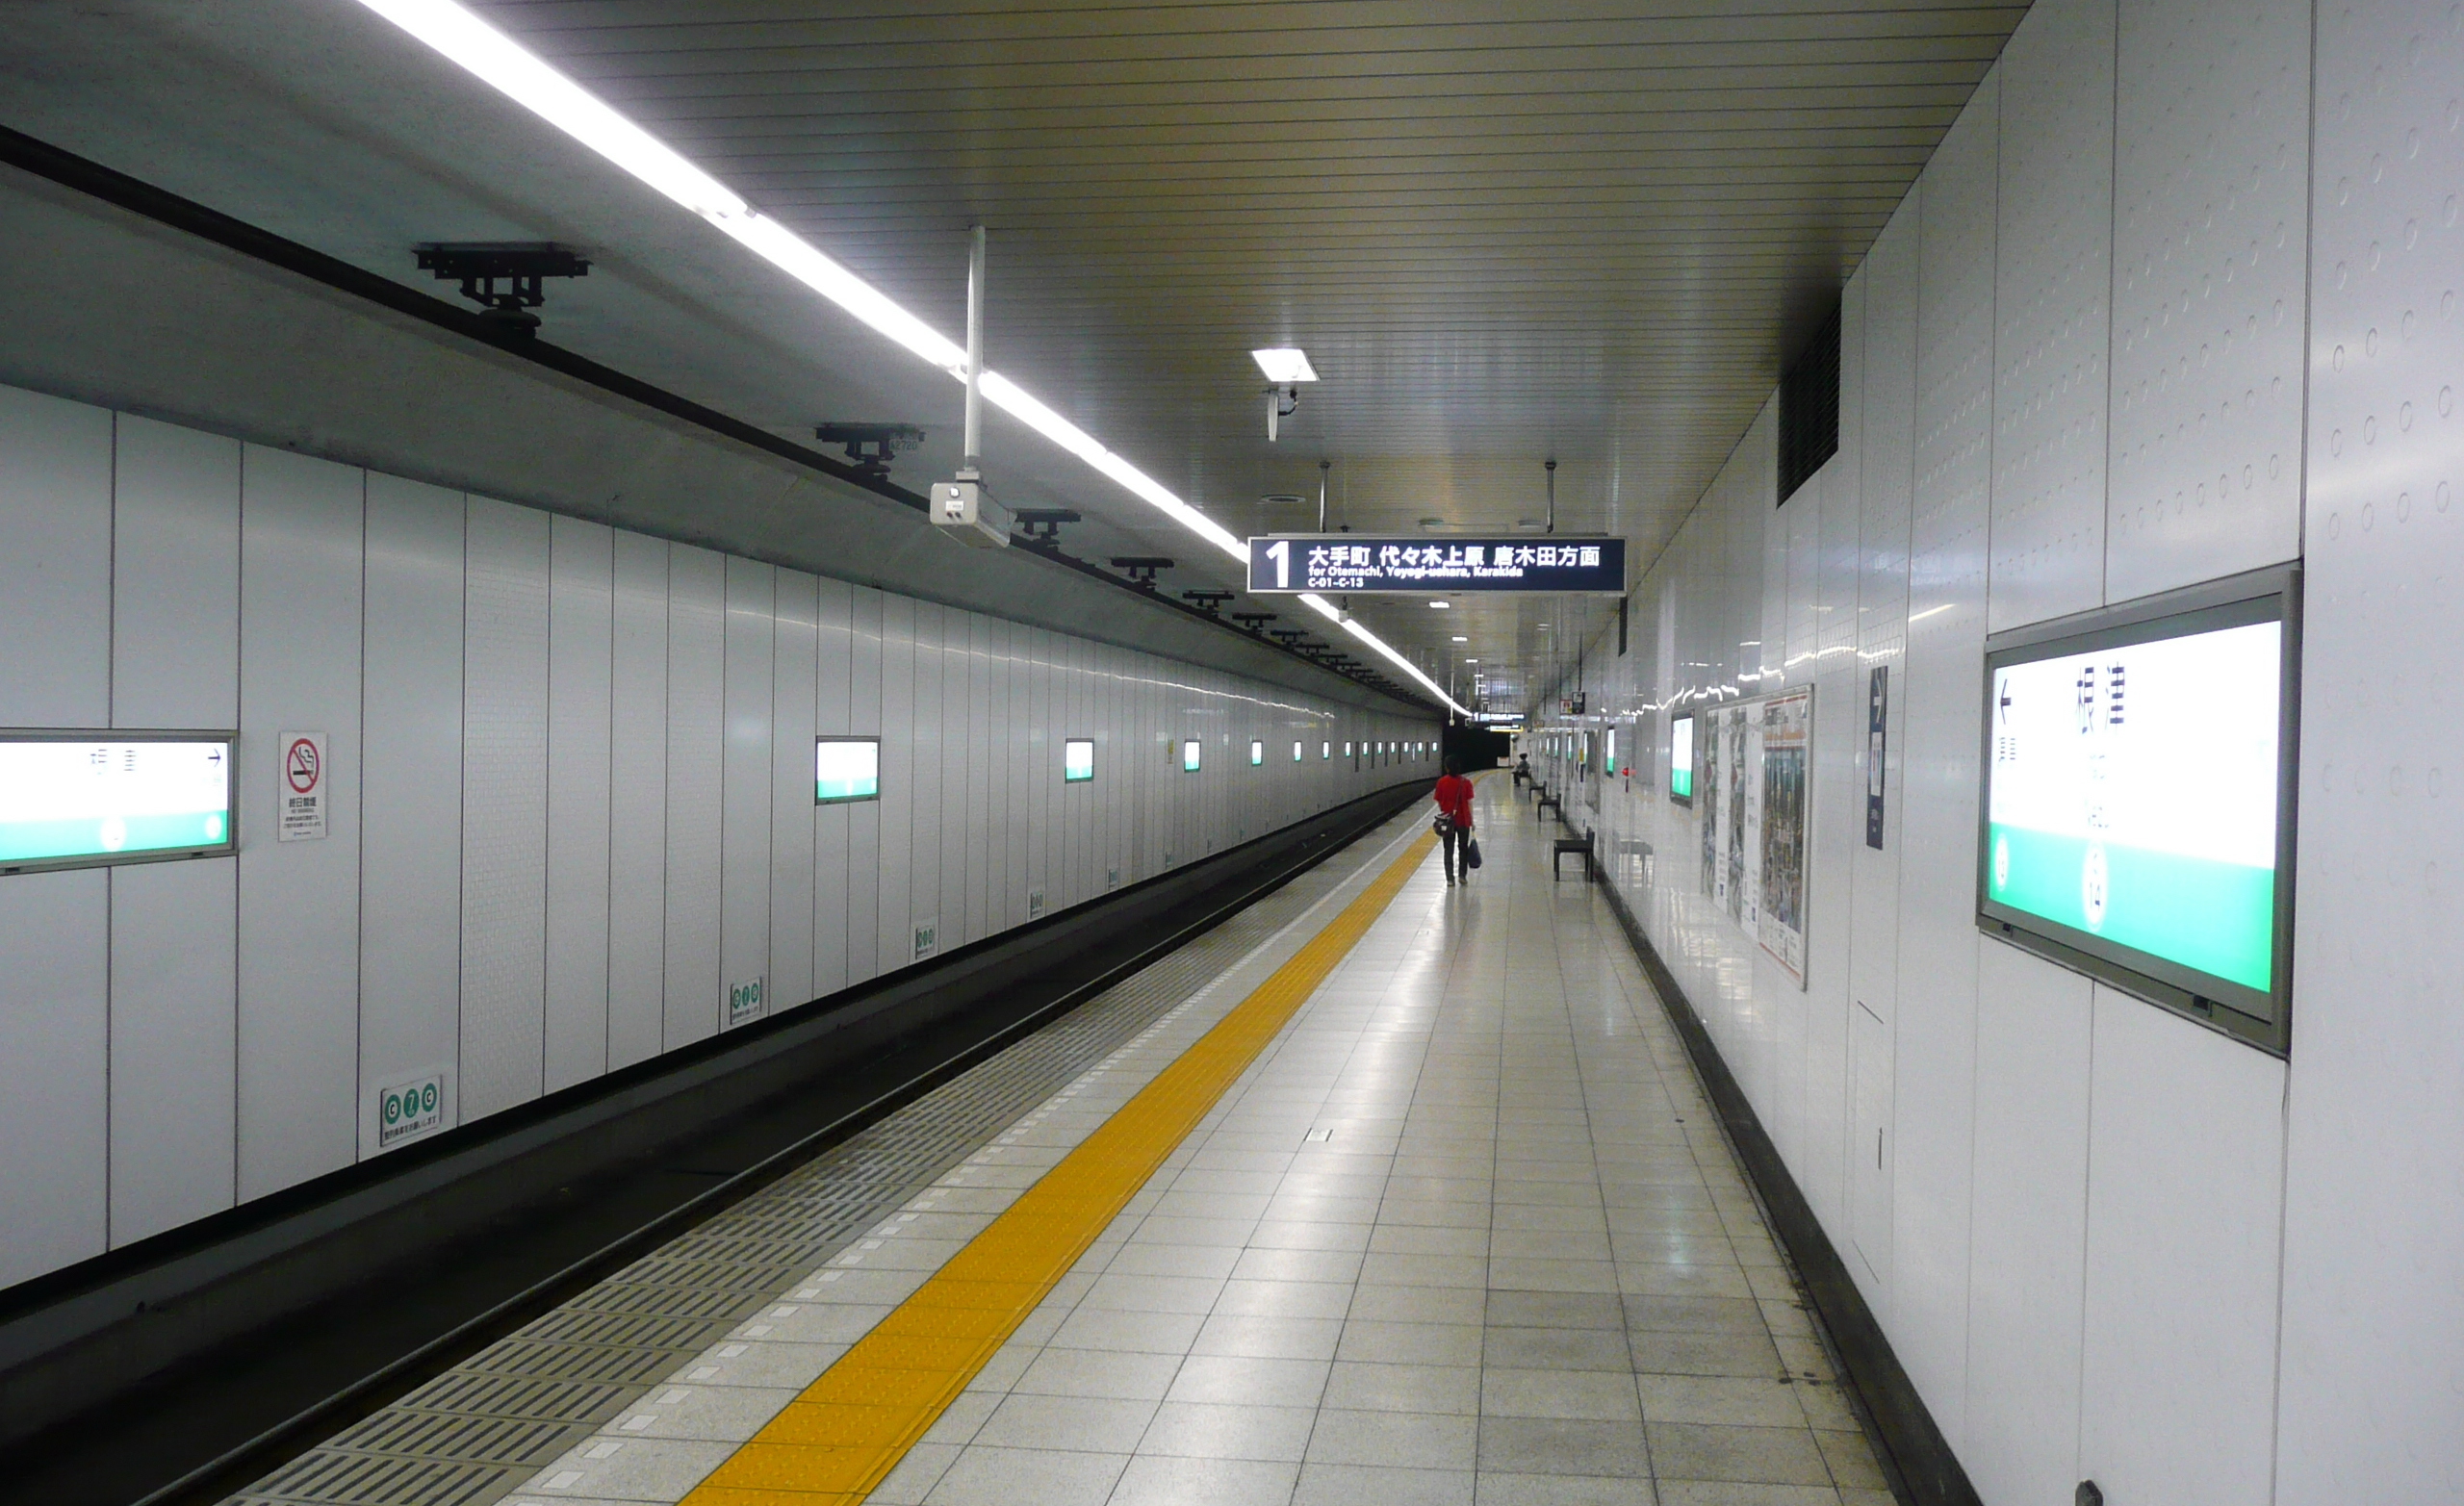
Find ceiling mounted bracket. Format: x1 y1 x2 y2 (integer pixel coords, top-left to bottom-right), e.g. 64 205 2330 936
1110 556 1173 590
1181 590 1234 616
1231 611 1276 634
1010 508 1080 545
413 242 590 335
813 422 925 477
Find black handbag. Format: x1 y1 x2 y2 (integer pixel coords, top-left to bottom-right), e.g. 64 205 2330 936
1463 835 1483 870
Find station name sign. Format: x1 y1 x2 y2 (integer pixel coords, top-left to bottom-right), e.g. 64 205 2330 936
1246 534 1626 595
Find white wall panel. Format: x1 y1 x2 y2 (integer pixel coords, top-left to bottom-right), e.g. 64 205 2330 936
1964 942 2092 1506
719 557 773 1029
605 531 667 1070
108 860 238 1244
844 586 884 986
0 393 112 1269
235 447 363 1197
358 474 466 1150
112 416 241 727
544 516 613 1092
2273 5 2464 1495
0 386 112 722
1989 0 2116 631
768 570 817 1008
662 546 725 1047
812 577 854 997
108 414 242 1245
2079 993 2285 1506
458 497 551 1120
0 871 109 1283
1891 70 1999 1445
2104 0 2310 600
873 594 913 971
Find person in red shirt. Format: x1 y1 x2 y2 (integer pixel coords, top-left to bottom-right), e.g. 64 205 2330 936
1432 758 1476 886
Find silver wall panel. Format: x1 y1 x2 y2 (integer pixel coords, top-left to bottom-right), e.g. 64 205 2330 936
108 414 242 1245
543 516 613 1092
1964 941 2092 1506
872 594 912 972
844 585 883 987
357 473 466 1151
964 613 993 945
1989 0 2116 631
108 859 238 1244
719 556 773 1029
2274 5 2464 1495
2104 0 2310 600
112 416 241 727
235 447 363 1199
811 576 854 998
457 497 551 1121
768 569 817 1008
661 546 725 1048
0 386 111 723
0 396 111 1265
2078 992 2286 1505
605 531 667 1071
0 871 109 1284
1892 71 1999 1447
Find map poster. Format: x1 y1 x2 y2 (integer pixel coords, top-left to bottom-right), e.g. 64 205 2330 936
1758 689 1812 986
1724 706 1752 927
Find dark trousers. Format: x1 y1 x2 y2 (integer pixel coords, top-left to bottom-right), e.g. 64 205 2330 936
1442 826 1469 881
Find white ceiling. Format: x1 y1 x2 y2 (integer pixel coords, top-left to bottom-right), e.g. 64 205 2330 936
0 0 2018 711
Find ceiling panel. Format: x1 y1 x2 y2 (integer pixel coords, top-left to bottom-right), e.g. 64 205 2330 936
0 0 2020 712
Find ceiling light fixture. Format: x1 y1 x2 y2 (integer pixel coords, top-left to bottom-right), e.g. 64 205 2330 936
1250 348 1318 383
1429 600 1450 609
1450 635 1468 643
346 0 1473 715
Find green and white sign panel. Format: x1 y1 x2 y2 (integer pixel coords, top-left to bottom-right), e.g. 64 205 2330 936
0 734 235 873
1984 618 2282 1000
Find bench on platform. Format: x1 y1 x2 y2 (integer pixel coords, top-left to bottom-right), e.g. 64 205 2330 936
1533 791 1560 820
1553 827 1597 881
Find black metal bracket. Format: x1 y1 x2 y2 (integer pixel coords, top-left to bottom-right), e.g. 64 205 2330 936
413 242 590 336
1231 612 1276 634
813 422 925 478
1270 629 1307 647
1011 509 1081 544
1111 556 1173 590
1181 590 1234 616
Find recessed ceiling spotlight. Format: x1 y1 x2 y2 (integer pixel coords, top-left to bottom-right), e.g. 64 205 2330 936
1450 635 1469 643
1465 658 1480 663
1428 600 1450 609
1251 348 1318 383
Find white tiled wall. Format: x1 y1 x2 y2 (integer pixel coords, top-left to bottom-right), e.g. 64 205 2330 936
1531 0 2464 1496
0 381 1436 1290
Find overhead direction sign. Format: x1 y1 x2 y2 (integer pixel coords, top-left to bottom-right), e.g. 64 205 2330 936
1247 534 1626 595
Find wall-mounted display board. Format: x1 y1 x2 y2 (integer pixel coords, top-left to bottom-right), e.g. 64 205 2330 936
1693 690 1813 988
1063 738 1094 783
0 731 236 874
1669 714 1696 804
815 736 880 804
1182 739 1202 773
1978 567 2298 1053
1246 534 1627 595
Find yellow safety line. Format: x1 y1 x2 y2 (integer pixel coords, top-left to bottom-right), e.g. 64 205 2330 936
681 830 1439 1506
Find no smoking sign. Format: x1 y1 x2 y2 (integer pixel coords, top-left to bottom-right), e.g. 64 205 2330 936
278 730 327 842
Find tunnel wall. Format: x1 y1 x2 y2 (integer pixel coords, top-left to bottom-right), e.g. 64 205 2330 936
0 379 1441 1290
1535 0 2461 1499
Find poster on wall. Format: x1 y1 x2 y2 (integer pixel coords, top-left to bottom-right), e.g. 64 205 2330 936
1758 689 1812 986
1725 706 1752 927
1702 707 1724 905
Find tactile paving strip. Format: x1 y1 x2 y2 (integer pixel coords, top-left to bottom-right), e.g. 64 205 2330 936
224 818 1413 1506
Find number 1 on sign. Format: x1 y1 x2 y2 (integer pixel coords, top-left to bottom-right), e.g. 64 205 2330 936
1266 539 1289 588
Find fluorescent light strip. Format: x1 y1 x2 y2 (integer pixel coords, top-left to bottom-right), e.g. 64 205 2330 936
355 0 1462 715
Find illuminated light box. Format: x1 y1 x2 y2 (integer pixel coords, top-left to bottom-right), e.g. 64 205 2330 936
1248 534 1626 596
0 732 236 874
1249 740 1265 766
815 736 880 804
1978 569 2298 1052
1183 739 1202 773
1670 715 1695 804
1064 738 1094 783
